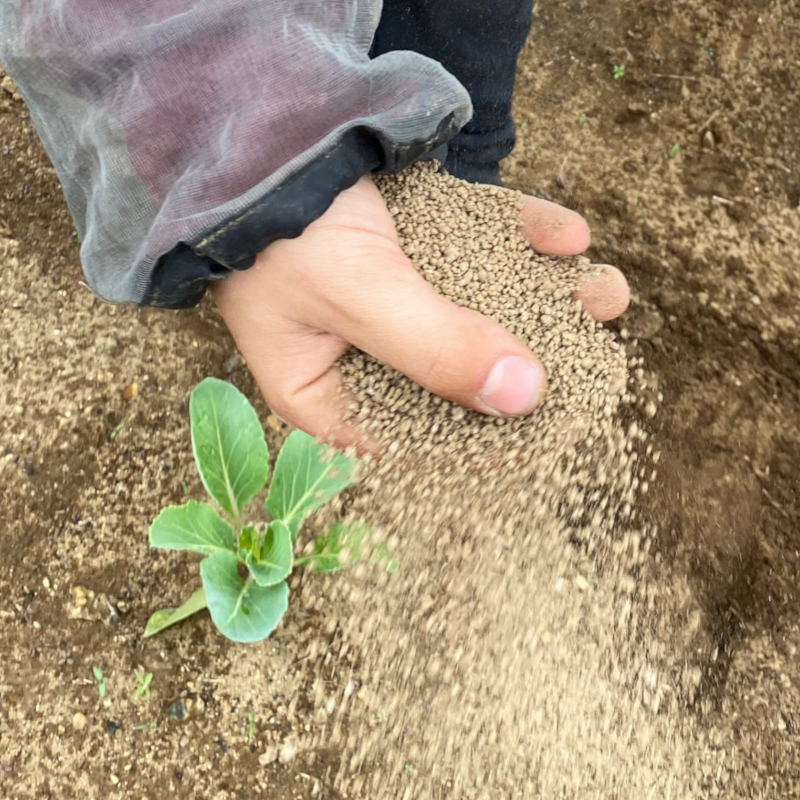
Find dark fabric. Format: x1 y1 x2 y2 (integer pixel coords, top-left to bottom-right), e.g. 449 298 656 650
143 0 535 308
373 0 534 185
145 114 461 308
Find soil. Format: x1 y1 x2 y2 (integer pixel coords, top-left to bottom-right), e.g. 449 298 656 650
1 0 799 798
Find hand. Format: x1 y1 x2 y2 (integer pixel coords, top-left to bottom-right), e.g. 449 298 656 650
212 176 629 446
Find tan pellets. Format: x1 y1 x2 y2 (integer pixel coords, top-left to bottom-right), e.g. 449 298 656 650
317 164 709 799
339 162 624 475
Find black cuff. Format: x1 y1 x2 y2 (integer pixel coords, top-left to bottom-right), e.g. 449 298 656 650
142 114 461 309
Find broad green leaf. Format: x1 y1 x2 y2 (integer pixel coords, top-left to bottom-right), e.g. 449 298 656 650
201 550 289 643
149 501 234 555
245 521 293 587
306 522 398 574
143 587 207 638
266 430 358 540
190 378 268 519
307 521 361 573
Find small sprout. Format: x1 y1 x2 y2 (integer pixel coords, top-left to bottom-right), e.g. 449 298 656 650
109 420 125 441
574 114 587 126
134 721 156 731
405 764 416 776
181 481 189 495
247 713 256 743
145 378 394 644
134 670 153 699
666 143 681 159
92 667 107 699
612 64 626 80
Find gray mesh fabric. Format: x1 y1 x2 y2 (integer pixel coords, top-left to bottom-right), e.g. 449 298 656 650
0 1 472 304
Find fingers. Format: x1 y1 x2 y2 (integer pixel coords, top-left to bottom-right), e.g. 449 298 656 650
314 240 547 417
516 195 630 322
519 195 591 256
574 265 630 322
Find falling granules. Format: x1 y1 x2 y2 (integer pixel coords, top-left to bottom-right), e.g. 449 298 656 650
299 164 727 798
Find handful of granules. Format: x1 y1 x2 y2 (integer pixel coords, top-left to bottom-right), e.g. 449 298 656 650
338 161 629 473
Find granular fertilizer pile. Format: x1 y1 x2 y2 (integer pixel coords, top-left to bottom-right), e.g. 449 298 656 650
339 162 629 473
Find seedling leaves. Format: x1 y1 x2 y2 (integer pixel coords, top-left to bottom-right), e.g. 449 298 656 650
201 550 289 643
143 587 208 638
244 521 293 587
308 521 398 574
266 430 356 540
190 378 268 519
150 501 234 555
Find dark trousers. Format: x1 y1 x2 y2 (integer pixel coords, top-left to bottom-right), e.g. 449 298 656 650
372 0 534 185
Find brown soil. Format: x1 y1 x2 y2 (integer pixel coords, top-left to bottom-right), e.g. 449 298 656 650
1 0 799 797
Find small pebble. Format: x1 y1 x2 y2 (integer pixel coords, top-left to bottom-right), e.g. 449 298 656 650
167 700 187 720
278 740 299 765
259 746 279 766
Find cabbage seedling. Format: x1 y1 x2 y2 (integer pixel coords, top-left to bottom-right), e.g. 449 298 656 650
145 377 391 643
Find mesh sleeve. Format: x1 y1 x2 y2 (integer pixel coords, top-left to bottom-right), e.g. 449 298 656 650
0 1 472 307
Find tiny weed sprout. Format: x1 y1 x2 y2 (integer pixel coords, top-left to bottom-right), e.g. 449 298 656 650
247 713 256 743
613 64 626 80
92 667 107 699
145 377 395 644
134 670 153 698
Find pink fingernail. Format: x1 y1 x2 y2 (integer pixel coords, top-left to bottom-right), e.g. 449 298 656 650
479 356 544 416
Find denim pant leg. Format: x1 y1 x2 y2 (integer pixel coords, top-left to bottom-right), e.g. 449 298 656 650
372 0 534 185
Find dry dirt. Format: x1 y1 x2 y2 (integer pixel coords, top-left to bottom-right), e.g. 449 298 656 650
1 0 799 798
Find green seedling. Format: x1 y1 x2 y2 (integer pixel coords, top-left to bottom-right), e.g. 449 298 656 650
134 721 156 731
145 378 394 644
92 667 107 699
667 143 681 159
134 669 153 698
109 420 125 441
612 64 626 80
247 713 256 743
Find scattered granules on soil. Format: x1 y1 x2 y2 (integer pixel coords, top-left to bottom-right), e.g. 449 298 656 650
292 164 733 798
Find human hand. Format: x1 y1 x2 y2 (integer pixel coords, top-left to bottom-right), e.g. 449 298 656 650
212 176 629 446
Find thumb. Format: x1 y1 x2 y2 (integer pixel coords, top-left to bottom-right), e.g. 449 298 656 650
319 241 547 416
